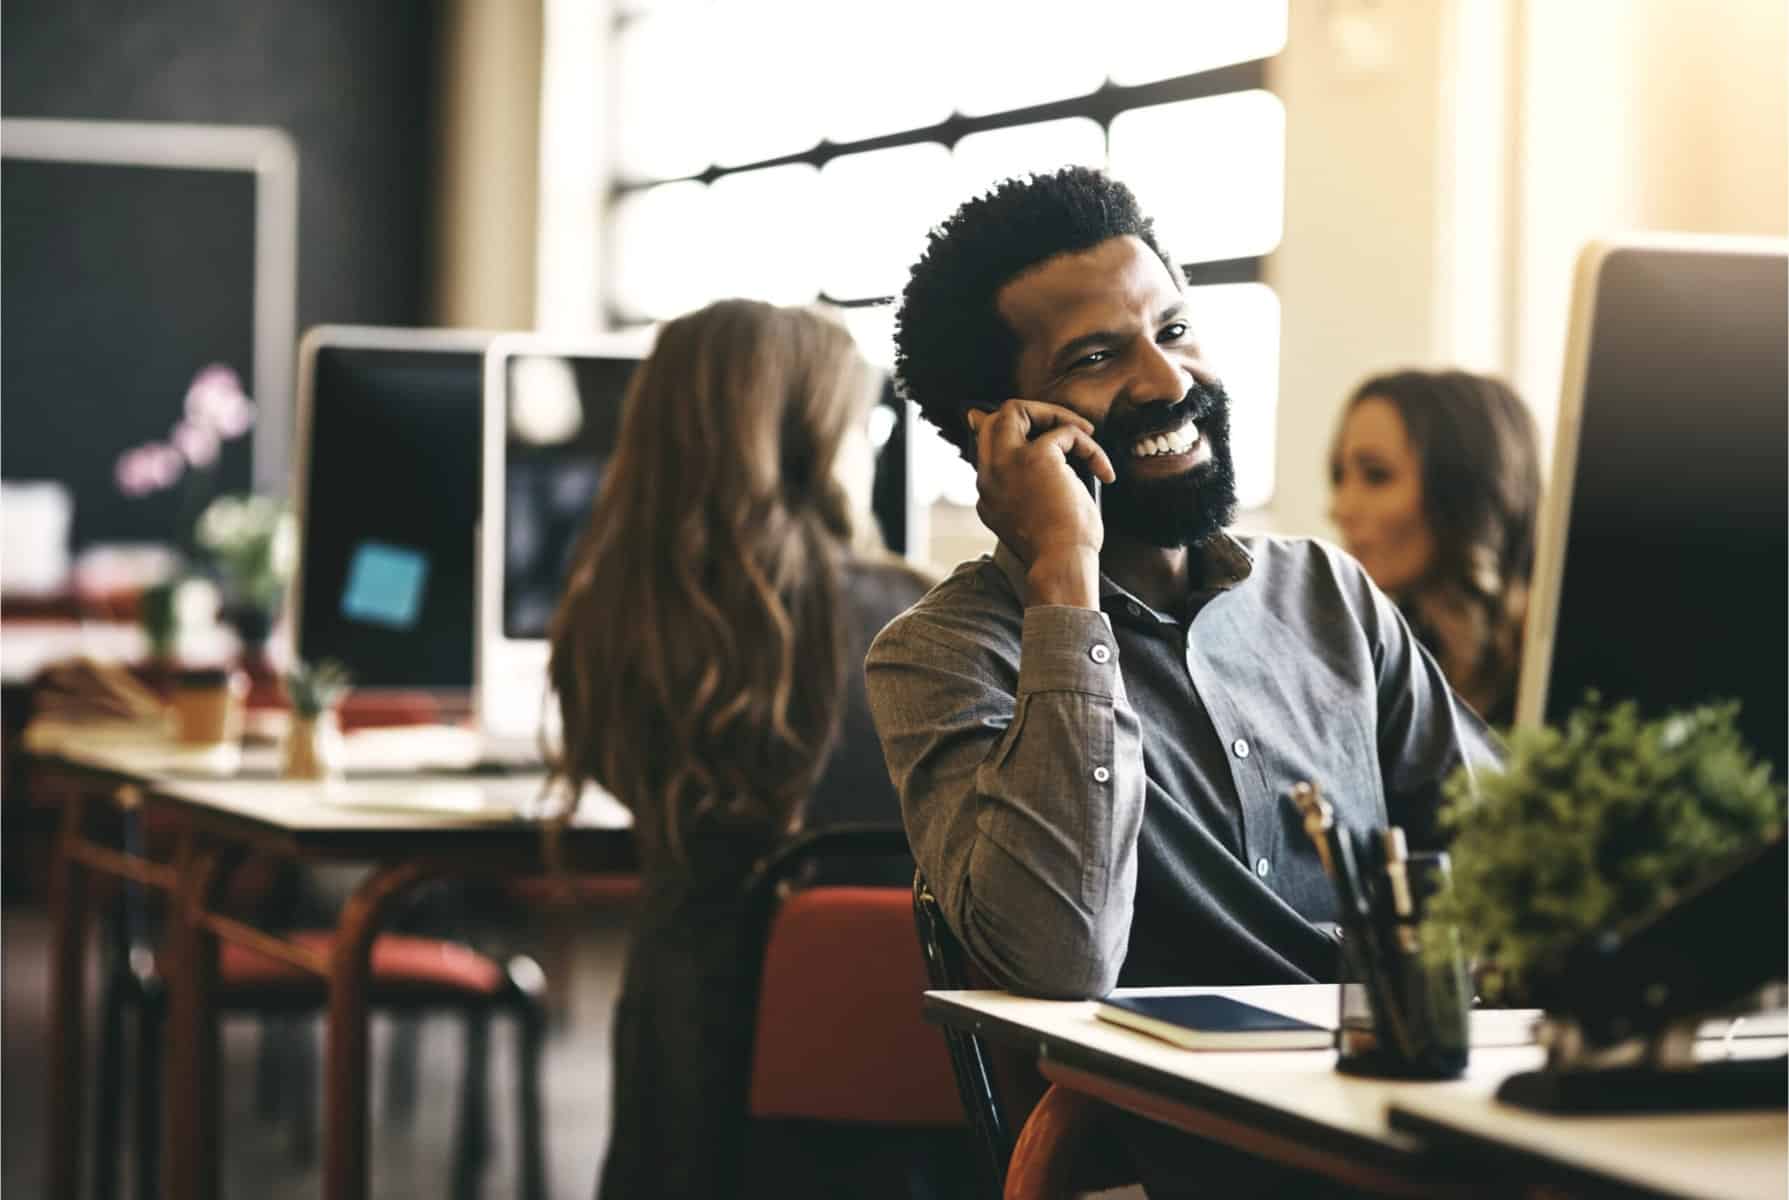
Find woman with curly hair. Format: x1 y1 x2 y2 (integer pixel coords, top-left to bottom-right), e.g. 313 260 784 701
548 298 931 1198
1329 369 1543 725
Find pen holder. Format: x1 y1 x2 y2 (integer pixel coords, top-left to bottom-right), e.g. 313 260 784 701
1336 850 1470 1080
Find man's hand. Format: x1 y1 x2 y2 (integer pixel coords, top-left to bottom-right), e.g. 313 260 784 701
967 399 1116 610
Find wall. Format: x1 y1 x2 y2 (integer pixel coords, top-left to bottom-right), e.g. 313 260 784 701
1265 0 1788 540
2 0 443 339
1263 0 1457 540
432 0 543 330
1509 0 1789 456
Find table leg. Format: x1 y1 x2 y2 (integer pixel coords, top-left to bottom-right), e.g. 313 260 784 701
46 784 90 1200
323 860 438 1200
162 837 240 1200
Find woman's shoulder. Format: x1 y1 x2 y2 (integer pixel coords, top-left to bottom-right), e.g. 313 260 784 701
841 552 938 619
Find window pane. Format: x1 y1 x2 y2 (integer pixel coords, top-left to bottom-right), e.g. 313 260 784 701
1106 0 1288 85
708 0 828 168
953 1 1110 117
706 165 823 304
820 1 957 145
608 181 715 322
1109 90 1285 263
1184 283 1279 509
615 11 717 181
817 143 955 301
834 303 896 370
952 118 1106 203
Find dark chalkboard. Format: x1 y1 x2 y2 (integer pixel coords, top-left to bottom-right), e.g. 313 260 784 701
2 155 257 548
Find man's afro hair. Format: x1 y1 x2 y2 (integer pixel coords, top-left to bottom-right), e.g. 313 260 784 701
892 166 1177 457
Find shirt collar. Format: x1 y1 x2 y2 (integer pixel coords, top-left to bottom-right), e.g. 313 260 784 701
991 533 1255 620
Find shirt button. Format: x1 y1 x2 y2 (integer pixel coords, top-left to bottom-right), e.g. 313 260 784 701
1232 738 1250 759
1089 644 1111 664
1092 765 1111 784
1255 857 1271 878
1332 925 1346 941
1126 600 1141 617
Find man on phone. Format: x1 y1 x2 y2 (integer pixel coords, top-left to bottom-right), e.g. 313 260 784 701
866 166 1498 1001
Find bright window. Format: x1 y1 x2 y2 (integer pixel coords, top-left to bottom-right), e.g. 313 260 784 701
1109 90 1287 265
1106 1 1289 86
706 164 823 304
953 118 1106 205
816 143 955 302
607 181 713 322
594 2 1290 523
1183 283 1281 509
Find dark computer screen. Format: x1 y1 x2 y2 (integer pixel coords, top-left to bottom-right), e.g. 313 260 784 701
299 344 483 690
1539 244 1787 771
501 353 637 640
2 159 256 547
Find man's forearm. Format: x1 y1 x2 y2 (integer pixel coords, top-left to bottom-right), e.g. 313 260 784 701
868 604 1146 998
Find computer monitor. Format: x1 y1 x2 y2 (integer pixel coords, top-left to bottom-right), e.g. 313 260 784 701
1 119 298 546
477 333 649 745
1518 235 1788 772
293 326 494 701
476 333 927 748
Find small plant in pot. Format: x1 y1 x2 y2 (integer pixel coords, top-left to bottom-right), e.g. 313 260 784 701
1423 694 1785 1013
281 659 351 780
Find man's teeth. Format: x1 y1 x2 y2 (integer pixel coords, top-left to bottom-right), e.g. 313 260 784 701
1132 420 1202 458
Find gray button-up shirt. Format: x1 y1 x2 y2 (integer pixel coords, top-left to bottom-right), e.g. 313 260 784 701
865 534 1499 999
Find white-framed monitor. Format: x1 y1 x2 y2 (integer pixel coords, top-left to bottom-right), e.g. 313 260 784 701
1517 234 1787 772
477 332 652 750
292 325 497 706
2 118 298 544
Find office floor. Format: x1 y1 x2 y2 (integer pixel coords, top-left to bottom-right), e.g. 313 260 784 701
2 899 630 1200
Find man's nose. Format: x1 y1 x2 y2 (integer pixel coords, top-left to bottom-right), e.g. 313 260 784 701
1124 339 1190 409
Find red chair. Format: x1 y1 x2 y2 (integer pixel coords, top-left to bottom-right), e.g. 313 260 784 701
91 839 550 1200
741 828 970 1186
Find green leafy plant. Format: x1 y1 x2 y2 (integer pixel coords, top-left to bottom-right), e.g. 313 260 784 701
283 659 352 718
1423 695 1784 997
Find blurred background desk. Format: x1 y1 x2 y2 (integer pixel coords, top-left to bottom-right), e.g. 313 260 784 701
926 986 1788 1199
30 726 633 1200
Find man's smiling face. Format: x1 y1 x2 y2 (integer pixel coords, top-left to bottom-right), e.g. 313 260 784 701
995 235 1238 548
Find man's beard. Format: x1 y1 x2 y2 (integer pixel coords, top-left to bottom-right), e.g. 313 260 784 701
1096 380 1238 549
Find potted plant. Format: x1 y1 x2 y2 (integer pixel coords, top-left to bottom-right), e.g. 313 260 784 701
1423 695 1785 1005
280 659 352 780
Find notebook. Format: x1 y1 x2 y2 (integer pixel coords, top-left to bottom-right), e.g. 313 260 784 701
1096 993 1335 1050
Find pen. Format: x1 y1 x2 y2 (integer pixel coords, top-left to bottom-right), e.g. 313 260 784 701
1381 826 1420 954
1287 782 1415 1059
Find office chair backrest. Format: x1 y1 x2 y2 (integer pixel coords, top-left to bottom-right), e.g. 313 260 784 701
743 828 963 1126
748 884 962 1123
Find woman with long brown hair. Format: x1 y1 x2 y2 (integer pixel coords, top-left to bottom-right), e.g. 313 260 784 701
1329 369 1543 725
548 298 931 1198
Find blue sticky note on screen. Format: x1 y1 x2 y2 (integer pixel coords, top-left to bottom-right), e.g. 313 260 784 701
341 541 429 630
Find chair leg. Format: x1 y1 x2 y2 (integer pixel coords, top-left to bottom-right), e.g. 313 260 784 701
136 990 164 1200
93 973 128 1200
516 996 548 1200
450 1009 492 1200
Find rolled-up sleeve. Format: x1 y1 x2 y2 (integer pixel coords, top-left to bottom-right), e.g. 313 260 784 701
866 602 1145 998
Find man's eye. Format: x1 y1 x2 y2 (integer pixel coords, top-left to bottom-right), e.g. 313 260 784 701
1363 468 1391 486
1071 350 1112 370
1158 321 1189 343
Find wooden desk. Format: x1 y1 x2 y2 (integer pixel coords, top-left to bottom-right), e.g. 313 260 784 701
925 986 1788 1199
32 724 634 1200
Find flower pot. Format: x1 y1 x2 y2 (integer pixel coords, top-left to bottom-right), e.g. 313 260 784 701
282 710 344 781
